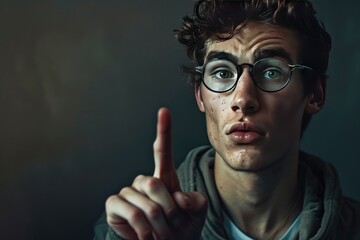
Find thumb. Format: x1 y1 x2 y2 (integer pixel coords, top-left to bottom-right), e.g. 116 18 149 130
153 107 181 193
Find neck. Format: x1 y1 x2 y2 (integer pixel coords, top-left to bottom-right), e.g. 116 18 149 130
214 151 302 240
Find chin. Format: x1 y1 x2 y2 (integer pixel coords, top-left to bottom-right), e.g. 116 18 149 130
222 149 276 172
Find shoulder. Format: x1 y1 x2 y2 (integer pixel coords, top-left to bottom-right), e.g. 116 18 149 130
341 196 360 219
336 196 360 238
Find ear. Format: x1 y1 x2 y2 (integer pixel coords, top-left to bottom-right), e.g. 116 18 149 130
305 78 325 114
195 87 205 112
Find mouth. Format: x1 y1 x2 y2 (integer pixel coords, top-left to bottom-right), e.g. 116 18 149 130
227 122 264 134
226 122 264 144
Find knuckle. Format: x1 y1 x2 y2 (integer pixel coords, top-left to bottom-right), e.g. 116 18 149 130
105 195 118 209
153 139 167 156
133 175 145 186
119 186 132 196
146 203 162 219
128 209 144 223
144 177 162 193
164 205 178 217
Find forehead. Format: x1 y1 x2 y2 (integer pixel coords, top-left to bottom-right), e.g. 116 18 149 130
205 21 300 63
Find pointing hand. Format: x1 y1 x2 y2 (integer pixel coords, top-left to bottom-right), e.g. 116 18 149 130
105 108 208 240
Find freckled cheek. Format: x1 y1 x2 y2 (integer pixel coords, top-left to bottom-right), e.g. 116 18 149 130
220 98 227 111
204 104 220 143
203 94 231 145
207 94 229 112
206 95 225 112
204 94 229 121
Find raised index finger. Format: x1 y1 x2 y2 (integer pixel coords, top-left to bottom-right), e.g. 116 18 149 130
153 108 181 193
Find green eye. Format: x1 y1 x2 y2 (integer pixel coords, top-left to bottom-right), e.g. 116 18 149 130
263 69 281 79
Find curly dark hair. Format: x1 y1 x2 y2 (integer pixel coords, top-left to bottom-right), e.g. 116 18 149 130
174 0 332 134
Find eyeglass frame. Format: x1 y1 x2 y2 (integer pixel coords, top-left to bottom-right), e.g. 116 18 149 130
195 58 314 93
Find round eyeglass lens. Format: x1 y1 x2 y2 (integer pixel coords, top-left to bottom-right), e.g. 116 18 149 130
252 58 291 92
203 60 238 92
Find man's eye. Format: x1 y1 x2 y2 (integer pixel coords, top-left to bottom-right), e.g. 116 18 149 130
213 69 234 79
263 69 282 79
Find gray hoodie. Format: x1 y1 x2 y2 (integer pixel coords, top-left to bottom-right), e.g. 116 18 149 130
94 146 360 240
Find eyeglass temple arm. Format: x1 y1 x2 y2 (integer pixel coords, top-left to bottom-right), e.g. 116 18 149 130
289 64 313 71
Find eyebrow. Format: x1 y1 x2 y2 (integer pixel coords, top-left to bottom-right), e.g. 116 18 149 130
205 47 294 65
205 51 239 64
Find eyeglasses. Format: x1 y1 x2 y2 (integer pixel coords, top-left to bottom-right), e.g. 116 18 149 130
195 58 313 93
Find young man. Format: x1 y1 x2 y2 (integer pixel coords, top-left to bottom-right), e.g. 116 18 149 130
94 0 360 239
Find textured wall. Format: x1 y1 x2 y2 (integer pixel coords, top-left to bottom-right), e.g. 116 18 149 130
0 1 359 239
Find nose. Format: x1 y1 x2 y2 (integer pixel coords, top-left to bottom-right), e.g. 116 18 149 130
230 68 260 115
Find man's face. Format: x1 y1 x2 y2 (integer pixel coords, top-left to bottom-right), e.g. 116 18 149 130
195 22 320 172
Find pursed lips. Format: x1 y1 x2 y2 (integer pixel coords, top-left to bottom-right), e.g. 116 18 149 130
226 122 265 135
225 122 265 144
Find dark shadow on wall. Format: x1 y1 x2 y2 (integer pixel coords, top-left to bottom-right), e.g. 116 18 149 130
0 1 359 239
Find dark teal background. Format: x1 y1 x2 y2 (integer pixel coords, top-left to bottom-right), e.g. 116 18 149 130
0 1 359 239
